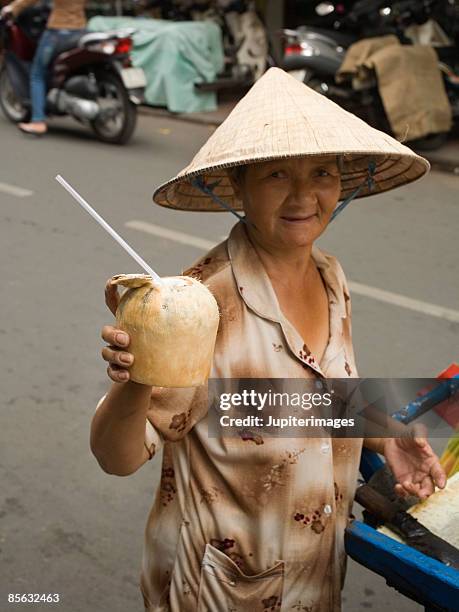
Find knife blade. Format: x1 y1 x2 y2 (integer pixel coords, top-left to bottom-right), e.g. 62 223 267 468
355 483 459 570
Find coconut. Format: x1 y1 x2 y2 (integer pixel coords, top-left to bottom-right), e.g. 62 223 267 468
109 274 220 387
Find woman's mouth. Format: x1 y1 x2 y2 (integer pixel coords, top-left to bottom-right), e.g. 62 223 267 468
280 213 318 224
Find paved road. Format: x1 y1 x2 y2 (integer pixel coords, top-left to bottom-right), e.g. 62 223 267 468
1 111 458 612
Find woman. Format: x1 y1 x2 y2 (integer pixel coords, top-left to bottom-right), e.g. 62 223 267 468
1 0 87 135
91 69 446 611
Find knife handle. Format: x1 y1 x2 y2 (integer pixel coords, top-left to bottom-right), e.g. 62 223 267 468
355 483 398 523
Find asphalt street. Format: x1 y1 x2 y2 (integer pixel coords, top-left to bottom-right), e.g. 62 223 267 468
1 110 458 612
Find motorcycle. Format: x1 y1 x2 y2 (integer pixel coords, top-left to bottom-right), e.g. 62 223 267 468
280 0 459 150
0 5 146 144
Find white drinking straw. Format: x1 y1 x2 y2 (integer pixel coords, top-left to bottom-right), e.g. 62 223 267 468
55 175 162 284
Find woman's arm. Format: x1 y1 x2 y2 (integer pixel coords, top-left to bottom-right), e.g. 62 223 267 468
362 410 413 455
91 281 209 477
363 437 385 454
338 265 446 497
91 379 207 476
8 0 38 18
90 380 153 477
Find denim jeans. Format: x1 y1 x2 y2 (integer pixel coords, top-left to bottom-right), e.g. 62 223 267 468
30 28 84 122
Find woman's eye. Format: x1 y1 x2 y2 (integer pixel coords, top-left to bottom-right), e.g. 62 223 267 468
317 169 330 177
270 171 286 178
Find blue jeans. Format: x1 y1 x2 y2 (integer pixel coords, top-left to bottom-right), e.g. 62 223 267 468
30 28 84 122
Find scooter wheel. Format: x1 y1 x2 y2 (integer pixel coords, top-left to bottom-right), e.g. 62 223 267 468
90 72 137 145
0 67 30 123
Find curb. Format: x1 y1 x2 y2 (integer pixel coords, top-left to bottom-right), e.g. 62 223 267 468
138 105 226 127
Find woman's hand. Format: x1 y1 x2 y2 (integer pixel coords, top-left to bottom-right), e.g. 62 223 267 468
1 5 13 19
101 280 134 383
383 424 447 500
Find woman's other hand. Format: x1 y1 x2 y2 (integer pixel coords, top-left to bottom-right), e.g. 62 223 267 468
1 5 13 19
383 423 447 500
101 279 133 383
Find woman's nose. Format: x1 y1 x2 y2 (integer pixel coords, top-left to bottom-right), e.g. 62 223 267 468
292 180 318 205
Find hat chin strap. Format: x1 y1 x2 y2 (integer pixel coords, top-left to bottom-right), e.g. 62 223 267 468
192 161 376 225
330 161 376 221
191 176 249 225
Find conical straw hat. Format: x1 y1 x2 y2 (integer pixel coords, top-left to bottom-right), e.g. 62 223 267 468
153 67 429 212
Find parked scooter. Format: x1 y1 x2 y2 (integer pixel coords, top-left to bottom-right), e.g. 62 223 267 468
280 0 459 149
0 6 146 144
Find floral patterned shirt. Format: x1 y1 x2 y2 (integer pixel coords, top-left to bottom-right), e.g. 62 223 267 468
127 221 362 611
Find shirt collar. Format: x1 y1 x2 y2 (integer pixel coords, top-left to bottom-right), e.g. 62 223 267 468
227 221 348 375
227 222 283 323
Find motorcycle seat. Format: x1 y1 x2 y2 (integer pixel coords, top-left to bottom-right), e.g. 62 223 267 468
78 28 136 47
79 31 117 46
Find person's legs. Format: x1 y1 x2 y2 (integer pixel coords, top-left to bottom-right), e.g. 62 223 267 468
20 29 86 135
19 29 58 134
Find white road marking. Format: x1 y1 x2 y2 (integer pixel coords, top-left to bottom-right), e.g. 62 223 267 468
348 281 459 324
127 220 459 323
126 220 215 250
0 182 33 197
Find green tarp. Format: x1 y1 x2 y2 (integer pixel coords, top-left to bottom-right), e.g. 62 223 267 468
88 16 224 113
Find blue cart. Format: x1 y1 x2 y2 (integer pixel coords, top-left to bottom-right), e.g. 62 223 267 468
345 376 459 612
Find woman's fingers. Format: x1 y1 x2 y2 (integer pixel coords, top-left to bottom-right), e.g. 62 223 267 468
101 345 134 367
401 479 419 497
107 362 130 383
105 280 120 316
397 472 440 500
394 483 408 498
430 460 447 489
418 475 435 499
397 477 427 499
101 325 130 348
100 325 133 383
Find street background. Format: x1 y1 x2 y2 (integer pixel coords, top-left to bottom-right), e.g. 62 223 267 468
1 110 458 611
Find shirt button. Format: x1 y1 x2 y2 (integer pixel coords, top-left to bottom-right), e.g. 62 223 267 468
320 442 330 453
323 504 333 515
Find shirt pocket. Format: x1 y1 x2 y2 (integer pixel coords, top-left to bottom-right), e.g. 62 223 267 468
197 542 284 611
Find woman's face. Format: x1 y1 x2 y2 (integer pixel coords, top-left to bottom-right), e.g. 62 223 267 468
230 156 341 250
